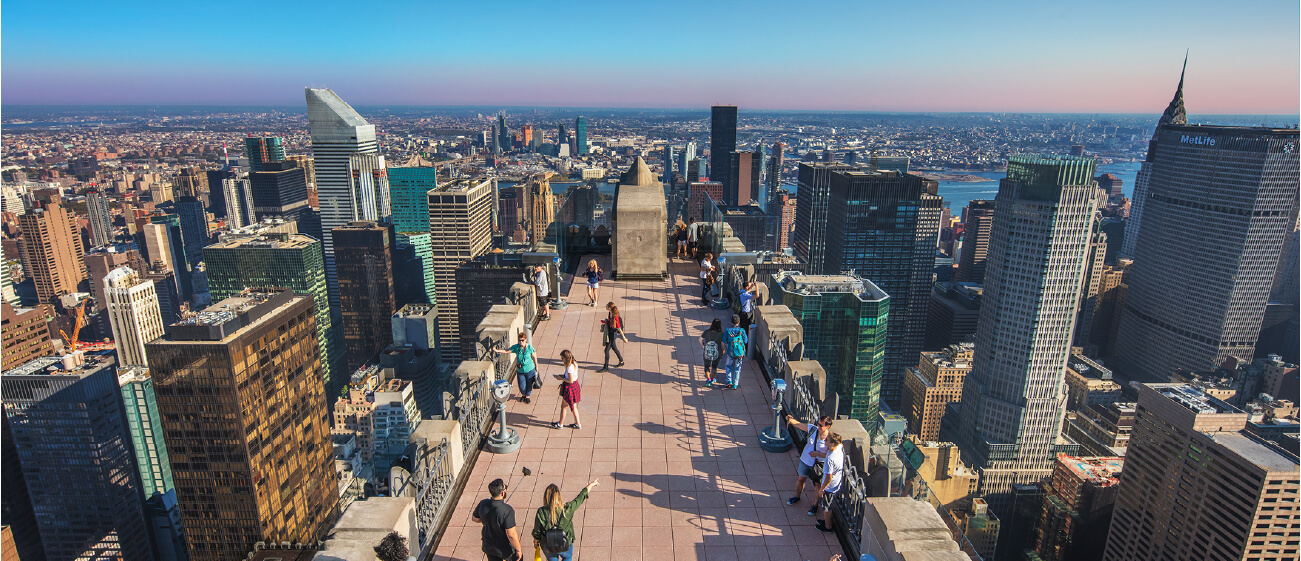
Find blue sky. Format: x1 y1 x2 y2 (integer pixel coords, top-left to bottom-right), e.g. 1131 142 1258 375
3 0 1298 112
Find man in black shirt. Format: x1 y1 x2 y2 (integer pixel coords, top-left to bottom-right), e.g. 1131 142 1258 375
472 478 523 561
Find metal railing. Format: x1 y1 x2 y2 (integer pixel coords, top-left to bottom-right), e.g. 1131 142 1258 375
763 335 790 388
830 453 870 558
456 370 493 459
412 438 455 560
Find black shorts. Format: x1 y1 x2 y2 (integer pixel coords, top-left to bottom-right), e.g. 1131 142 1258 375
688 241 698 251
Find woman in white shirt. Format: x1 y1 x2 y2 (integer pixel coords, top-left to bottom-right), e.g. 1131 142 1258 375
551 350 583 430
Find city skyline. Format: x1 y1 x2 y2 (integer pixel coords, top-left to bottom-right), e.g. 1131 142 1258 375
3 1 1298 113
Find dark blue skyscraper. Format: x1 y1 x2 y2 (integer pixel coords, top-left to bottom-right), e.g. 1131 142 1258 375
174 196 208 267
710 106 738 200
824 168 942 408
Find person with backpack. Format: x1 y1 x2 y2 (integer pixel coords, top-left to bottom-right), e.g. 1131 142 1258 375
531 479 599 561
813 433 845 533
701 268 716 306
784 413 833 513
550 350 582 429
675 224 689 259
687 217 700 258
533 266 552 321
597 303 627 373
701 318 725 386
493 332 537 404
739 281 758 331
583 260 602 307
472 478 523 561
723 314 748 389
699 253 715 303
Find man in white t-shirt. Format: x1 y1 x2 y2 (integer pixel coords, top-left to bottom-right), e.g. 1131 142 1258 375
687 218 700 258
814 433 845 533
783 413 831 513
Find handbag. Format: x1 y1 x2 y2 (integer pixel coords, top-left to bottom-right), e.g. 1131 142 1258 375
531 374 543 390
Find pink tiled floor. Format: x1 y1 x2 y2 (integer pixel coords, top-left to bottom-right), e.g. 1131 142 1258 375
435 257 841 561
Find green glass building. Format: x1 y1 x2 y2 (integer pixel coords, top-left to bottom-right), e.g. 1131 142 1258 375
117 366 176 498
768 271 890 431
388 166 439 233
202 232 343 392
388 167 439 307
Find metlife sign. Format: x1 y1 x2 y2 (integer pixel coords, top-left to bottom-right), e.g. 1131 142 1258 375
1180 134 1216 146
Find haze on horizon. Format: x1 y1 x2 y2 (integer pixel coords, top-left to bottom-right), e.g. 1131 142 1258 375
3 0 1297 114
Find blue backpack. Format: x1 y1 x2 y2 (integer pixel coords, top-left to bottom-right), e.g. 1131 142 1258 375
725 327 746 358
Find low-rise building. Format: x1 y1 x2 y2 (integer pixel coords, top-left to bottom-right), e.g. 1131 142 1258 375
902 343 973 441
333 365 421 471
1063 402 1136 457
1064 353 1121 411
1033 456 1124 561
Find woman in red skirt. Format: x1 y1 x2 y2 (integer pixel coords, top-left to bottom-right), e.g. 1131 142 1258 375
551 349 583 430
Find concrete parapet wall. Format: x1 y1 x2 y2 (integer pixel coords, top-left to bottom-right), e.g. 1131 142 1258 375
830 418 872 479
861 497 964 561
510 283 537 324
476 304 526 359
755 305 803 360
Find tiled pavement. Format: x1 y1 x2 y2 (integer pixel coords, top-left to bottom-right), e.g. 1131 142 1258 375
435 257 842 561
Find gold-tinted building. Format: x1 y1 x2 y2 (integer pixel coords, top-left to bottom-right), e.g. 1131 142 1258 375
902 343 973 442
147 289 338 561
1103 384 1300 561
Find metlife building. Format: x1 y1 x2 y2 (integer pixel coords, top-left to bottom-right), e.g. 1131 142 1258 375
1115 124 1299 381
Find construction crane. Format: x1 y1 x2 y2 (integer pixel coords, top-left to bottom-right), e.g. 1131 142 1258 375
58 300 87 352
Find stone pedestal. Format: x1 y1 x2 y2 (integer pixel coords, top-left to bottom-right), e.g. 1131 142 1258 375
612 183 667 280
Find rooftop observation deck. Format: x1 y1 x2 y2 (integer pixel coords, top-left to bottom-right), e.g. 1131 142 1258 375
435 258 842 560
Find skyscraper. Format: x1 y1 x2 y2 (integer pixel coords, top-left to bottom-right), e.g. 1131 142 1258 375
768 271 890 429
205 169 234 219
574 115 588 155
18 200 87 303
1102 383 1299 561
221 176 256 228
249 161 320 241
333 221 395 371
2 354 153 561
116 366 177 501
710 106 738 201
104 266 166 367
244 135 286 172
203 230 342 392
951 155 1098 516
955 200 995 284
1 303 54 367
526 174 556 245
175 167 208 198
1073 230 1108 348
174 196 209 266
388 165 439 233
1121 59 1187 258
147 289 338 561
662 144 675 184
824 168 943 407
726 151 762 205
792 162 856 275
766 142 785 205
455 251 526 359
427 177 495 361
306 87 391 312
680 141 697 181
149 215 194 304
86 188 114 247
1113 83 1299 380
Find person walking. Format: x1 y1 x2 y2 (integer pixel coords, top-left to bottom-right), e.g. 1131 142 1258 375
701 268 716 306
701 318 725 386
687 217 700 258
784 413 833 512
493 332 538 404
472 478 523 561
583 260 602 307
533 266 552 321
551 350 583 429
531 480 599 561
738 281 758 331
675 224 689 259
813 433 846 532
723 314 748 389
699 253 715 303
597 303 627 373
